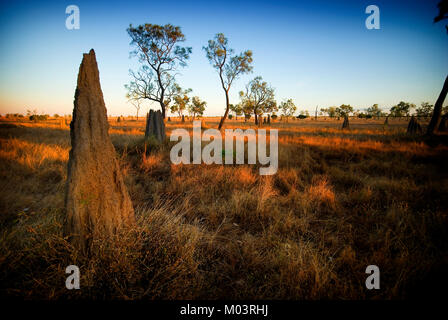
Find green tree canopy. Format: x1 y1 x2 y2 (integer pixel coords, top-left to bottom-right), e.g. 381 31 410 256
390 101 415 117
336 104 354 117
280 99 297 119
203 33 253 129
189 96 207 119
415 102 434 117
366 104 383 118
239 76 276 125
126 23 192 118
321 106 337 118
170 88 192 117
229 103 243 117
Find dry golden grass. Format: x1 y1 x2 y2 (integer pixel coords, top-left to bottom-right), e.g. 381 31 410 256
0 116 447 299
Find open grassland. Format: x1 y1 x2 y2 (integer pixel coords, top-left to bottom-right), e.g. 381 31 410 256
0 116 447 299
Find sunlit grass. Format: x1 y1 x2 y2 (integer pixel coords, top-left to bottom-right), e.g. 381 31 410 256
0 116 447 299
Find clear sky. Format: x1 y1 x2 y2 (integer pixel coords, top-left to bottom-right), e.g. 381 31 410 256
0 0 447 116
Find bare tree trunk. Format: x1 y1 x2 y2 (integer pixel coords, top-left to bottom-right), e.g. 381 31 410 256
160 101 166 119
427 75 448 135
218 90 230 130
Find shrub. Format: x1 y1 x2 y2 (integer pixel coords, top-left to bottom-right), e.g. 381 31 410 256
29 114 48 121
6 113 24 118
358 113 372 119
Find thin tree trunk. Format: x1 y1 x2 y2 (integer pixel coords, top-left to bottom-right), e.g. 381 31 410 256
218 90 230 130
427 75 448 135
160 101 166 119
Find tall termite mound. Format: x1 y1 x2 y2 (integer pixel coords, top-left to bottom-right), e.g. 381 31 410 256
65 49 135 250
145 109 165 142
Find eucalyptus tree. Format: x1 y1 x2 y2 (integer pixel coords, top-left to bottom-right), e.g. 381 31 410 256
336 104 354 117
239 76 276 125
390 101 414 118
189 96 207 119
126 23 192 118
170 88 192 118
230 103 243 120
126 90 142 120
415 102 434 118
280 99 297 122
366 104 382 119
203 33 253 129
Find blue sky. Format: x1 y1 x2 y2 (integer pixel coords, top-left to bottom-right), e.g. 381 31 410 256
0 0 447 116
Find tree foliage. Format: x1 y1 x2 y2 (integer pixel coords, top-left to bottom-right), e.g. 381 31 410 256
366 104 383 118
390 101 415 117
415 102 434 117
434 0 448 33
126 24 192 118
170 87 192 117
321 106 338 118
229 103 243 118
189 96 207 119
280 99 297 120
239 76 276 124
335 104 354 117
203 33 253 129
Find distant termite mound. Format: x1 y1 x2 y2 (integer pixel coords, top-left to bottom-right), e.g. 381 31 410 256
407 115 422 134
65 49 135 251
341 115 350 129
